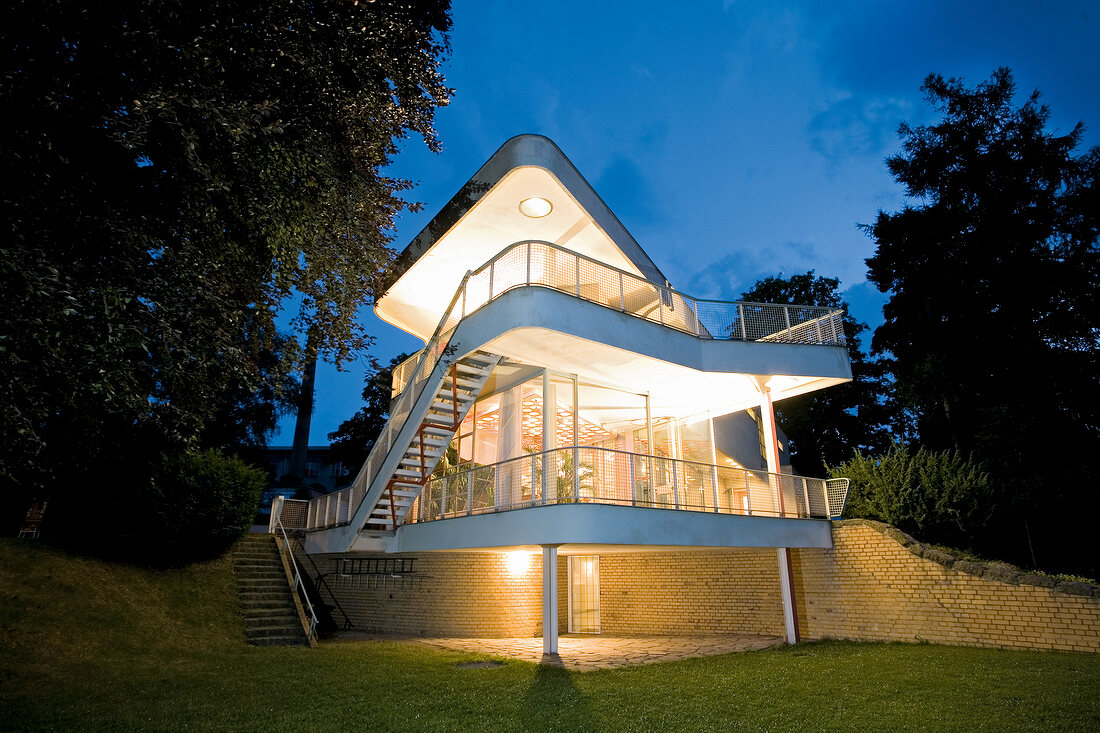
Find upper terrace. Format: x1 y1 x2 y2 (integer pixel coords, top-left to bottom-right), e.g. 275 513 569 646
391 239 846 397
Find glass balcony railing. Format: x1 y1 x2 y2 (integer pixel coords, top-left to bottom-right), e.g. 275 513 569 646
392 240 845 396
408 446 850 524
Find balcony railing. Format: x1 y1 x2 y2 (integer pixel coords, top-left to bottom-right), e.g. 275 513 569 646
311 239 848 536
408 446 849 524
392 240 845 396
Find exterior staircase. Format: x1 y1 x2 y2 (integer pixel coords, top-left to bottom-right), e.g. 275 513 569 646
233 534 312 647
364 350 501 531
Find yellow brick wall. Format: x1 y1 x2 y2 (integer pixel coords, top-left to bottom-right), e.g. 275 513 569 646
310 551 544 637
596 551 785 636
792 522 1100 653
306 522 1099 653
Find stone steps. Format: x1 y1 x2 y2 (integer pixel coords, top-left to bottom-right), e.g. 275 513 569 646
232 534 311 647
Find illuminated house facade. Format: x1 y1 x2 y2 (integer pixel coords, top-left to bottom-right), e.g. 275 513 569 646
288 136 852 651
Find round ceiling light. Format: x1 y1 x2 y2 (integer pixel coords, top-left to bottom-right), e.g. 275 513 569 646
518 197 553 218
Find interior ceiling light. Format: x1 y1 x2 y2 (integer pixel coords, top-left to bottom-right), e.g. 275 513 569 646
518 197 553 218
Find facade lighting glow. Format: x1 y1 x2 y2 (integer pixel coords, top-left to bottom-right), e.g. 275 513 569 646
518 197 553 218
504 550 532 575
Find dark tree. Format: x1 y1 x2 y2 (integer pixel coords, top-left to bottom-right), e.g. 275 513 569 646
328 353 412 484
864 68 1099 575
0 1 452 537
740 273 893 476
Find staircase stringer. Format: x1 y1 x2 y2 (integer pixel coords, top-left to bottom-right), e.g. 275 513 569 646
372 352 502 531
325 347 501 551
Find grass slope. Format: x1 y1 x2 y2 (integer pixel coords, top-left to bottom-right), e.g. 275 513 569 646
2 538 1098 732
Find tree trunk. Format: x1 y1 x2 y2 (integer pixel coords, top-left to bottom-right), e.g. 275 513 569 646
288 345 318 485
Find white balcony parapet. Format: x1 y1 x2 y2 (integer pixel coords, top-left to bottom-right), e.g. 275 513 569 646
391 240 846 396
404 446 849 526
307 240 849 539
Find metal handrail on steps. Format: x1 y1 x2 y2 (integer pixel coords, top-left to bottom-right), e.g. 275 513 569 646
272 511 319 643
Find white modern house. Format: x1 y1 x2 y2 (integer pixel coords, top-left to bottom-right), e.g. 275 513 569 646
278 135 852 652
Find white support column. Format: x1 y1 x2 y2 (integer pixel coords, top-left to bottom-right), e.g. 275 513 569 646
756 378 800 645
542 545 559 655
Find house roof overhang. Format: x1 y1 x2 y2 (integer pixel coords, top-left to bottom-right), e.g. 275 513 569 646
376 135 671 341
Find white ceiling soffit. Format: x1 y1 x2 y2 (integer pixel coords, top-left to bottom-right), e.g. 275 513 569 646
376 135 670 341
482 327 849 420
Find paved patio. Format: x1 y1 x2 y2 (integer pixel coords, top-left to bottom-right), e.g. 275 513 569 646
330 633 784 671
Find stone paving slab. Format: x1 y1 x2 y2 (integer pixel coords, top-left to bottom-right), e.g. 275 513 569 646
330 633 784 671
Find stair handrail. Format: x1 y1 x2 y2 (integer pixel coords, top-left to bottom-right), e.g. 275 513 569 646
273 515 319 642
310 267 479 531
292 536 354 631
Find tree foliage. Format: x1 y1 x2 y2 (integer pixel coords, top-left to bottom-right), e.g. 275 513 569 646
149 449 267 563
832 446 994 552
0 1 452 532
739 272 892 476
864 68 1099 575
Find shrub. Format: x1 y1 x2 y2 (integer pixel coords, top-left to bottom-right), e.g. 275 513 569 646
830 445 995 550
150 449 265 561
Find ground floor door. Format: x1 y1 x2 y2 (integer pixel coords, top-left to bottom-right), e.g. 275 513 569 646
568 555 600 633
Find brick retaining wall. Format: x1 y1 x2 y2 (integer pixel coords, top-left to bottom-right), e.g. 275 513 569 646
310 551 544 637
306 520 1099 652
792 521 1100 653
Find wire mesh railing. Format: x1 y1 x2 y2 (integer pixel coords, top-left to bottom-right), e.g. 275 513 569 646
406 446 849 525
392 240 845 395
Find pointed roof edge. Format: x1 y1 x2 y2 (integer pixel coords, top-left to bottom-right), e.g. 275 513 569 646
380 134 671 296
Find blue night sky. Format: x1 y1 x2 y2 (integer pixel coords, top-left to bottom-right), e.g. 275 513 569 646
274 0 1100 445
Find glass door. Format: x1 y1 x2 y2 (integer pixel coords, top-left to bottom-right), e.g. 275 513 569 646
568 555 600 633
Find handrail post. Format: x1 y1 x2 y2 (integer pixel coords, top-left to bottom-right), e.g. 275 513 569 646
711 465 720 513
269 495 283 534
441 475 448 519
619 272 625 312
629 455 637 507
738 303 747 340
573 446 580 501
783 305 792 341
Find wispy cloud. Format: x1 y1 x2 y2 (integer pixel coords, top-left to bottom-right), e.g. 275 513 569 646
684 240 821 301
808 95 911 163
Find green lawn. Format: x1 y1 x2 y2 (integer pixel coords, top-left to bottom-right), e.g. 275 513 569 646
2 538 1098 732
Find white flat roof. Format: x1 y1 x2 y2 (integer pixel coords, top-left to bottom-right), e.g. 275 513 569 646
377 135 671 340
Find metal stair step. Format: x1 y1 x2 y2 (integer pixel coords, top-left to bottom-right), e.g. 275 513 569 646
442 376 481 390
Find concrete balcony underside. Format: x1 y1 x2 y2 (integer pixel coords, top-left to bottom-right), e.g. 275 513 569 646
303 503 834 554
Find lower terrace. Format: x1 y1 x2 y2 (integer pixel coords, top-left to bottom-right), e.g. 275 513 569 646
301 447 848 533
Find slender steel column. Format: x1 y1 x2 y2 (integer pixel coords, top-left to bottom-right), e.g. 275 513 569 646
757 380 800 644
542 545 559 655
